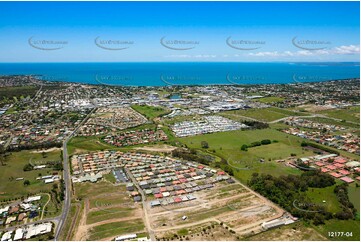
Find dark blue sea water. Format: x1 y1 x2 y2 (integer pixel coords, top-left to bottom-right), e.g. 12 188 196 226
0 62 359 86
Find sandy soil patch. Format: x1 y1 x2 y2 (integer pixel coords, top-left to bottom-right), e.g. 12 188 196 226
30 147 62 153
133 144 178 152
297 104 334 112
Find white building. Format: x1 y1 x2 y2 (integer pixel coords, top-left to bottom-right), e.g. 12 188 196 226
1 231 13 241
115 234 137 241
25 222 53 239
24 195 41 203
13 228 25 241
0 206 9 214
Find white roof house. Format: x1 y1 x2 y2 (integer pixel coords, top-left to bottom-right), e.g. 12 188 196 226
1 230 13 241
13 228 25 241
25 222 52 239
0 206 9 214
24 196 41 203
44 178 54 184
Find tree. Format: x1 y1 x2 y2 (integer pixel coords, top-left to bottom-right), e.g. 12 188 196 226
313 213 325 225
201 141 209 149
241 144 248 151
23 180 30 186
261 139 271 145
23 163 34 171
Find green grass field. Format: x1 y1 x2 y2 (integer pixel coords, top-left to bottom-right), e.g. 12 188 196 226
267 107 311 116
179 128 312 161
178 128 312 182
220 109 288 122
69 124 169 155
87 207 133 224
348 184 360 213
103 173 116 183
88 219 145 240
312 219 360 241
305 117 360 129
246 222 327 241
131 104 170 120
305 185 342 213
220 107 309 123
0 149 62 201
74 181 121 200
319 106 360 123
254 96 285 103
67 136 120 155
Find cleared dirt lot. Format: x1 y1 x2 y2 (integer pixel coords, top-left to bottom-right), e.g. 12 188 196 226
247 223 327 241
147 180 284 240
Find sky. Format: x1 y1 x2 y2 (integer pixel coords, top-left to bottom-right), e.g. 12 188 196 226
0 1 359 62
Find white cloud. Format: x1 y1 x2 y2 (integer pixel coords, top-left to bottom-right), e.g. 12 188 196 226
248 44 360 58
333 45 360 55
164 54 217 58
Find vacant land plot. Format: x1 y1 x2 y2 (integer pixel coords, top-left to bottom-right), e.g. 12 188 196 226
247 222 327 241
304 117 360 129
157 221 239 241
221 107 310 123
71 181 145 241
267 107 311 116
0 86 38 101
132 105 170 120
148 179 283 240
0 149 62 200
178 128 311 182
88 219 146 241
348 184 360 213
254 97 285 103
67 136 120 155
220 109 288 122
305 185 342 214
319 106 360 123
87 207 134 225
74 181 123 200
312 219 360 241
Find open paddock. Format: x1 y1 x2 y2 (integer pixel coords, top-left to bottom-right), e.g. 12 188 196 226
87 219 146 241
155 221 239 241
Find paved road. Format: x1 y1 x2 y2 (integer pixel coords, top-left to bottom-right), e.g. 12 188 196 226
125 168 156 241
54 108 96 240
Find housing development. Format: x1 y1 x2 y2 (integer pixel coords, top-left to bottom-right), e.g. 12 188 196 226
0 75 359 241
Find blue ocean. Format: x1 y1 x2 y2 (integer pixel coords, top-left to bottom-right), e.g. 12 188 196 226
0 62 359 86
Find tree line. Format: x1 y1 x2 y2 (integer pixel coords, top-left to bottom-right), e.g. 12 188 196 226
248 171 356 225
